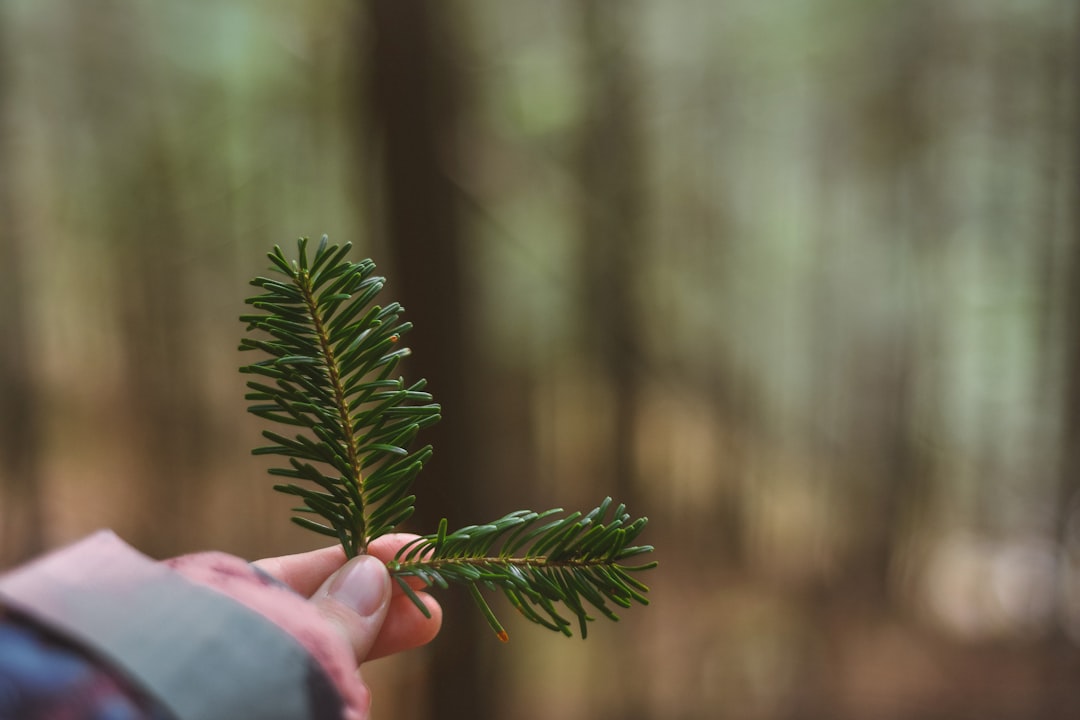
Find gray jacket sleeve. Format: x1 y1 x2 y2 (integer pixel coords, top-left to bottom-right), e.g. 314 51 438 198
0 531 343 720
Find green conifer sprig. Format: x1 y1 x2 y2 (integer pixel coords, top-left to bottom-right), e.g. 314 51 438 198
240 237 656 639
388 497 656 639
239 237 439 557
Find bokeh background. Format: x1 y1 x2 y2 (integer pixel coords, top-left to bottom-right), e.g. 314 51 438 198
2 1 1080 718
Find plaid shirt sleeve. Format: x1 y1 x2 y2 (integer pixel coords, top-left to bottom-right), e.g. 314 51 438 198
0 610 173 720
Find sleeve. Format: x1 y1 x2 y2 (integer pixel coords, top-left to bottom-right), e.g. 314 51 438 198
0 610 173 719
0 531 349 720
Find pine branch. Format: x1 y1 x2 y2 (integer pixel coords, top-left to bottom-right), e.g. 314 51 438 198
240 237 656 639
388 497 656 640
239 237 439 557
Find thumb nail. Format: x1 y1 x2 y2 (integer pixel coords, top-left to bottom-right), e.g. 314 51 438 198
327 555 389 616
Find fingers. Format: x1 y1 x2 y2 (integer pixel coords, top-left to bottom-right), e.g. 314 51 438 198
255 535 443 663
312 555 393 663
309 554 442 662
253 545 347 597
253 534 423 596
323 536 443 660
366 590 443 660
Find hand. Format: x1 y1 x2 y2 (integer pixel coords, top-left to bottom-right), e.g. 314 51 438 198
253 535 442 718
254 534 442 661
167 535 441 720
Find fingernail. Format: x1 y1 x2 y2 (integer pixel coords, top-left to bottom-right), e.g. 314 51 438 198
327 555 388 616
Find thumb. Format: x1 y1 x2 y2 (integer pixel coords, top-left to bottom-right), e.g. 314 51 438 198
312 554 392 663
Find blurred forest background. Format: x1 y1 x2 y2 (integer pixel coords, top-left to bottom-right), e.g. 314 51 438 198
1 0 1079 718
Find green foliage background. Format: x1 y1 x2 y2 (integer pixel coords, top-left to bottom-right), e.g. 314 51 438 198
1 1 1078 718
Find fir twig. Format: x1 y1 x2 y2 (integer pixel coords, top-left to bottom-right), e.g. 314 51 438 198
239 236 439 557
240 237 656 639
388 498 656 640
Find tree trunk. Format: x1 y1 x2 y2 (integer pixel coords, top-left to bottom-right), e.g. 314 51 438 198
578 0 645 513
364 3 496 719
577 4 649 719
111 136 211 558
0 15 45 566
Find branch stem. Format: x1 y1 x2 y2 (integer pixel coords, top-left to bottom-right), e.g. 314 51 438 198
391 554 635 573
296 268 367 556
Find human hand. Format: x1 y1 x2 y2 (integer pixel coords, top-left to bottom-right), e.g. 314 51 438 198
167 535 440 719
254 534 442 662
253 535 442 718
